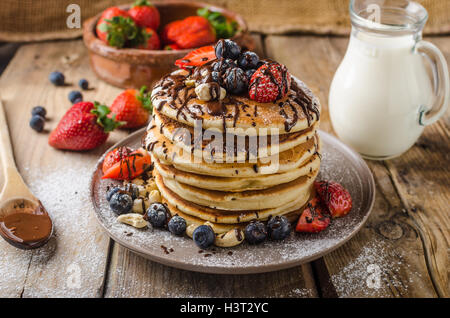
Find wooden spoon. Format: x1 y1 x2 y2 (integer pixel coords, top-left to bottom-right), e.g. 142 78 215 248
0 100 53 249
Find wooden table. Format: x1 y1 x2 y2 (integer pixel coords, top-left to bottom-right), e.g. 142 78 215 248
0 34 448 298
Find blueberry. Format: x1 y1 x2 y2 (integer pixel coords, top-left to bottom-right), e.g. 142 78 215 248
223 67 248 94
238 51 260 70
245 69 257 80
49 71 65 86
267 216 291 240
68 91 83 104
211 71 222 85
214 39 241 60
146 202 168 228
109 191 133 215
193 225 215 249
106 187 121 202
78 79 89 90
29 115 45 132
31 106 47 118
244 221 267 244
212 58 237 73
123 183 139 200
168 215 187 236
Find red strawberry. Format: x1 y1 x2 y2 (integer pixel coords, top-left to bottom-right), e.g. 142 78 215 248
128 0 160 30
249 63 291 103
162 16 215 49
102 148 152 180
175 45 215 69
164 43 181 51
110 86 152 129
314 181 352 218
296 198 330 233
102 146 133 174
96 7 130 44
49 102 124 151
138 27 160 50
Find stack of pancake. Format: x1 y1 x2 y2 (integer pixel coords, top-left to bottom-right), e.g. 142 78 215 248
144 70 321 247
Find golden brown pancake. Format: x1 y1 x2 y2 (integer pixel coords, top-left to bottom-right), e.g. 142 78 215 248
155 171 313 224
144 122 321 177
151 75 320 135
153 109 318 161
153 154 321 192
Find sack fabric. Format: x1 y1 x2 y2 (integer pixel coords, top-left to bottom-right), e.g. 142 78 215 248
0 0 448 42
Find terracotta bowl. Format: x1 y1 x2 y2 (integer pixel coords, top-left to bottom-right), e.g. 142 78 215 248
83 1 254 89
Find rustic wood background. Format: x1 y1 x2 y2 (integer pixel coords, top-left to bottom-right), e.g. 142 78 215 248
0 33 448 297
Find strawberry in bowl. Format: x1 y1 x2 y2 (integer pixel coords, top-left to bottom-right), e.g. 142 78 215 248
83 1 253 89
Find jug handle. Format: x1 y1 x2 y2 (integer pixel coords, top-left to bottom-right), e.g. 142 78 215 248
415 40 449 126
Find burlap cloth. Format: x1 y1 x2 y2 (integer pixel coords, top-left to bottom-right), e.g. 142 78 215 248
0 0 449 42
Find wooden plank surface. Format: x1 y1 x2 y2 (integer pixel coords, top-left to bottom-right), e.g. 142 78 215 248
0 35 448 298
265 35 449 297
0 41 125 297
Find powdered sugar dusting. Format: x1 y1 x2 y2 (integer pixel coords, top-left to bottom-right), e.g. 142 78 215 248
330 240 418 297
92 131 375 273
0 162 109 297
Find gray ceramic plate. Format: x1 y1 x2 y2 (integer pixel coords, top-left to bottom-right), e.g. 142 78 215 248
90 129 375 274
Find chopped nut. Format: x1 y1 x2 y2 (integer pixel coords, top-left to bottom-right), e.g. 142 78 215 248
184 79 195 87
132 198 144 214
131 178 144 186
195 83 226 101
117 213 148 229
171 69 189 76
148 189 161 204
145 180 158 192
186 224 198 238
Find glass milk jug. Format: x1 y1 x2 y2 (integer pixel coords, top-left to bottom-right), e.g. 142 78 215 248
329 0 449 160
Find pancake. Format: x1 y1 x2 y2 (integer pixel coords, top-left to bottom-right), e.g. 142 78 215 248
155 171 312 224
152 74 320 135
160 168 319 211
153 109 318 161
144 122 321 177
153 154 321 192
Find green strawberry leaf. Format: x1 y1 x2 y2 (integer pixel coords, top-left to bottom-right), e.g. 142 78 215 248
197 8 238 39
136 86 153 112
134 0 151 6
91 102 126 132
104 16 141 48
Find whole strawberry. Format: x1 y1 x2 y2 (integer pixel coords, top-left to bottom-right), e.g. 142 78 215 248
161 16 215 49
314 181 352 218
249 62 291 103
128 0 160 30
96 7 130 44
110 86 152 129
49 102 124 151
138 27 161 50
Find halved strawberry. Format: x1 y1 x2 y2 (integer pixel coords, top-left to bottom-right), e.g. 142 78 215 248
314 181 352 218
102 148 151 180
175 45 216 69
295 198 330 233
102 146 133 174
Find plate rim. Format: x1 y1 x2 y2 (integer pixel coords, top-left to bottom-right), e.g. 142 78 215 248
90 128 376 274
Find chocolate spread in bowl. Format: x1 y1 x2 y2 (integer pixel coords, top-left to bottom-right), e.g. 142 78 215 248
0 200 53 249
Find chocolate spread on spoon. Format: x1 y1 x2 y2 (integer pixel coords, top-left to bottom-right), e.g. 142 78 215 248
0 201 52 249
